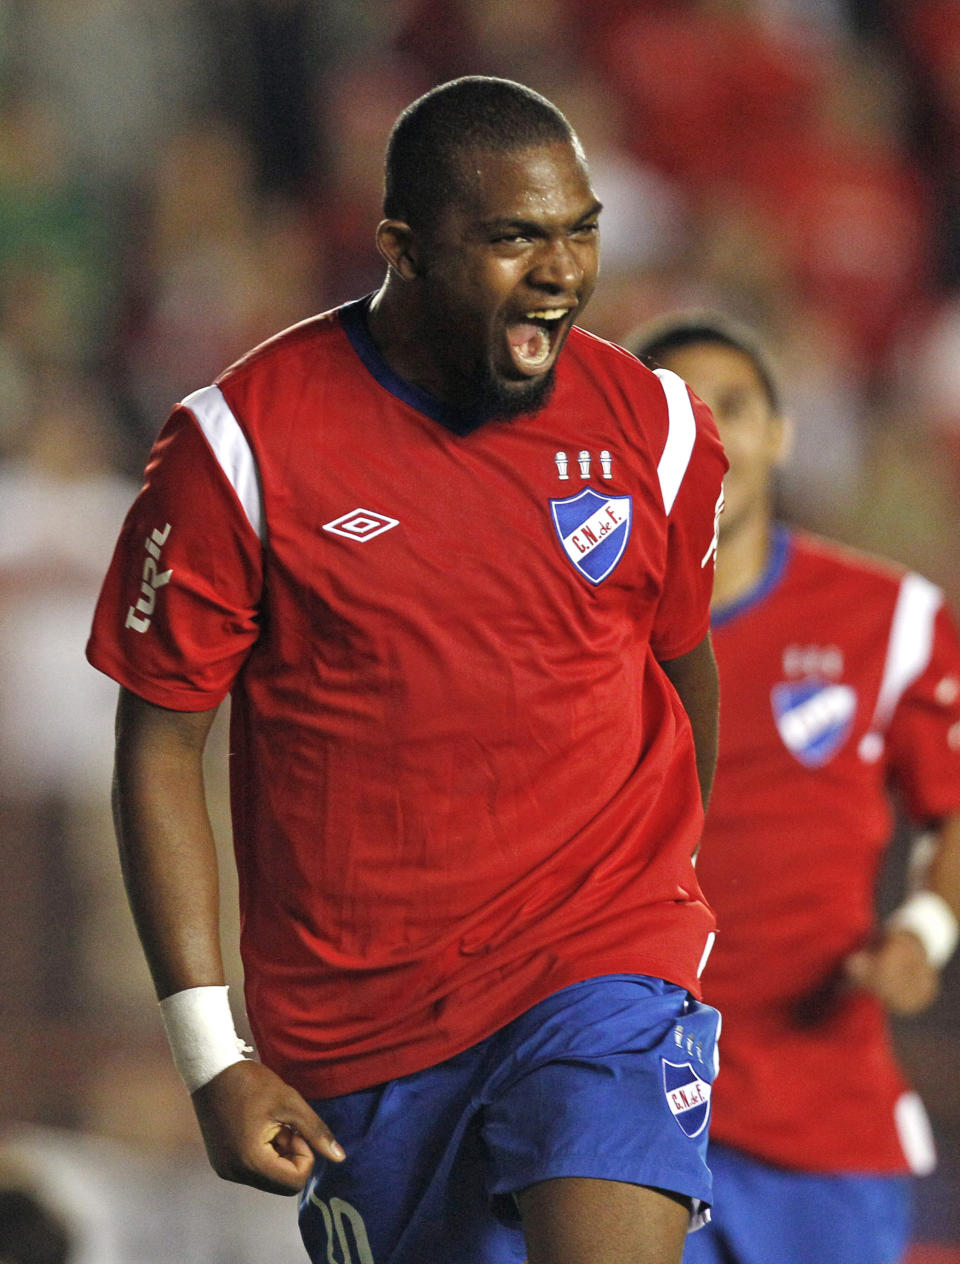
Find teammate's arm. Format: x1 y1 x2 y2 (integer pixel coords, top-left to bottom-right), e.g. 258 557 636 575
659 631 720 810
846 813 960 1015
113 685 344 1194
925 812 960 928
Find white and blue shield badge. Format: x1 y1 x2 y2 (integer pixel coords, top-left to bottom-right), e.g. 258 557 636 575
550 488 632 585
662 1059 712 1138
771 680 857 767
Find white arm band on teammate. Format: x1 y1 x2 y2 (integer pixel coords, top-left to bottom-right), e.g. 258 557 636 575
887 891 960 970
159 985 253 1093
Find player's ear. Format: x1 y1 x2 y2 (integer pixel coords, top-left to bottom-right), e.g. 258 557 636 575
376 219 422 280
772 412 794 468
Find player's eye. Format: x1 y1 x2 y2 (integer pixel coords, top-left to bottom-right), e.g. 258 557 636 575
718 391 751 421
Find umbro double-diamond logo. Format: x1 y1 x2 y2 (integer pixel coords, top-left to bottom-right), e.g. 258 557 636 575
322 508 399 542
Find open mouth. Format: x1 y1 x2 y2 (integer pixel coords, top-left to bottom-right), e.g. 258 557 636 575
506 308 571 375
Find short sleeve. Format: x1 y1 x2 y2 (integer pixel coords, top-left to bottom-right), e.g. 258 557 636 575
86 400 263 710
650 375 727 661
886 600 960 822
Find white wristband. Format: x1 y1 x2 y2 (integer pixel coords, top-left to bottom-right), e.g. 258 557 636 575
887 891 960 970
159 985 253 1093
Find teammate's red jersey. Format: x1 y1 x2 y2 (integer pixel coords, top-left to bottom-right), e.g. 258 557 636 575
87 298 726 1098
702 526 960 1173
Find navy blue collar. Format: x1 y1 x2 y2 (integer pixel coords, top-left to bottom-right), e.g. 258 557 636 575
339 295 498 436
712 524 791 627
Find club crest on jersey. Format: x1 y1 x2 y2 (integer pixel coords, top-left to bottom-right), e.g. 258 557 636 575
771 679 857 766
661 1059 711 1138
550 487 632 585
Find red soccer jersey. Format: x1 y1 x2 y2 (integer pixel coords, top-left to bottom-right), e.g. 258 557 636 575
702 526 960 1172
87 299 726 1098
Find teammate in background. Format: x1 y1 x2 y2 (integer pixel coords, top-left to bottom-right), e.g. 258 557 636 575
86 79 727 1264
628 313 960 1264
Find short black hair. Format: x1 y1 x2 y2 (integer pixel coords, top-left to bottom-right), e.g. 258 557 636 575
383 76 578 233
626 311 781 414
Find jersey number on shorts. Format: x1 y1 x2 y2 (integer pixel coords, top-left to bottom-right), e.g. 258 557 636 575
306 1194 374 1264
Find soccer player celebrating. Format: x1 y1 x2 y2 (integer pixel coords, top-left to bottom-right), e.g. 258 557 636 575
87 79 727 1264
629 313 960 1264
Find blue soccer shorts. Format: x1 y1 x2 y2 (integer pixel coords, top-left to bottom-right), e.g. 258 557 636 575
681 1141 913 1264
299 973 721 1264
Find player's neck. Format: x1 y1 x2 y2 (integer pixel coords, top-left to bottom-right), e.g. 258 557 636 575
712 511 775 609
366 279 451 403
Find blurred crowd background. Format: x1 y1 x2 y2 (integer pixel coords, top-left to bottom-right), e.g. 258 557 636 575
3 0 960 1258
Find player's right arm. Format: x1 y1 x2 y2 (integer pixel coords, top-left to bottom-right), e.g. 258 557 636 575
88 395 345 1192
113 685 345 1193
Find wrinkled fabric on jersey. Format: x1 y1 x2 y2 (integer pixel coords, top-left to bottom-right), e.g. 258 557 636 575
87 297 726 1098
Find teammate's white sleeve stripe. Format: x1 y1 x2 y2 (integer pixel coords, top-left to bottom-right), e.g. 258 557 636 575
654 368 697 515
858 572 943 760
894 1090 937 1175
181 385 264 541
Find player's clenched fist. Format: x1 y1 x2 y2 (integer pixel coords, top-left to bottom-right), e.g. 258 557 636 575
845 929 940 1016
191 1060 345 1196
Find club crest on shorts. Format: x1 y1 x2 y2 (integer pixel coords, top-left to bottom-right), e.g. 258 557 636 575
550 487 632 585
662 1059 711 1138
771 679 857 766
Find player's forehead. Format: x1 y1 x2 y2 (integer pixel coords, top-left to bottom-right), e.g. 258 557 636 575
447 139 597 227
662 341 765 394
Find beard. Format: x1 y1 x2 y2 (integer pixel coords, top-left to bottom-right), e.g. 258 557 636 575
470 360 558 421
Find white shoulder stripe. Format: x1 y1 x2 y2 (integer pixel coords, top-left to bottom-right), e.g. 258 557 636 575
181 385 264 541
654 368 697 515
858 572 942 761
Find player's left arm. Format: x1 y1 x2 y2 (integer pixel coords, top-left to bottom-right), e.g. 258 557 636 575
660 632 719 810
846 814 960 1015
649 377 725 813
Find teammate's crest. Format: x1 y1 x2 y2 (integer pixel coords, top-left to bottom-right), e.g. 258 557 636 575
550 487 632 585
771 679 857 767
662 1059 711 1138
